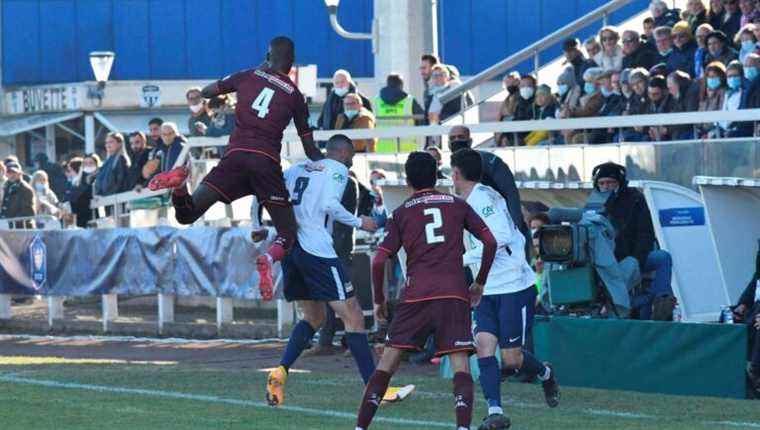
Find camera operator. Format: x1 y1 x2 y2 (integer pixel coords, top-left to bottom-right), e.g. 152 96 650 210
593 162 674 320
448 125 531 259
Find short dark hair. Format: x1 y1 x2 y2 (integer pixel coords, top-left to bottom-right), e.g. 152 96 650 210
129 131 146 142
148 117 163 127
528 212 551 226
450 148 482 182
421 54 439 65
643 17 654 25
648 75 667 89
326 134 353 152
562 38 580 51
207 94 229 109
387 73 404 89
405 152 438 190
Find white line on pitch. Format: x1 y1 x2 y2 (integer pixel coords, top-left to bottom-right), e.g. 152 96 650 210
0 374 450 428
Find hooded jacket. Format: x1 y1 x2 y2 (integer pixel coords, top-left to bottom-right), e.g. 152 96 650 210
377 86 425 125
603 183 656 271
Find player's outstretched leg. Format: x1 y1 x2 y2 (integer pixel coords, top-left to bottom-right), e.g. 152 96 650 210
256 201 297 300
449 352 475 430
355 347 402 430
267 301 324 407
476 332 510 430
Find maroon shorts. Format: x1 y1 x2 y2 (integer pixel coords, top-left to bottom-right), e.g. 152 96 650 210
202 149 289 205
386 298 474 357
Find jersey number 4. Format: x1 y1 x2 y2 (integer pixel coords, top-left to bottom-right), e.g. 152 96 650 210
424 208 445 244
291 177 310 205
251 87 275 119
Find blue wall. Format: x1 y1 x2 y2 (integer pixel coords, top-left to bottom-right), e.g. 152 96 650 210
2 0 647 86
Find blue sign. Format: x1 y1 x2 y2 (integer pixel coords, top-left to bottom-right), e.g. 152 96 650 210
658 207 705 228
28 235 47 290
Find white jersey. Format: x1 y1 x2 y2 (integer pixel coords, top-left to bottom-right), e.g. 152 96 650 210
284 159 361 258
464 183 535 295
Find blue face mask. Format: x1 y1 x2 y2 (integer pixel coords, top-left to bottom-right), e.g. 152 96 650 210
741 40 756 52
600 87 613 97
344 109 359 119
557 84 569 96
706 76 722 90
745 66 759 81
727 76 742 90
584 82 597 94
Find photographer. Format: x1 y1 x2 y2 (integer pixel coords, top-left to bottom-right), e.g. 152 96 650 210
594 162 674 320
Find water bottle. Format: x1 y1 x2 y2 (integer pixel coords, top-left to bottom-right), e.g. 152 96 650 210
672 304 682 322
720 306 734 324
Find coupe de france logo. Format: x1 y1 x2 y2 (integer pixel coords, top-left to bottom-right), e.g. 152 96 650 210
29 235 47 291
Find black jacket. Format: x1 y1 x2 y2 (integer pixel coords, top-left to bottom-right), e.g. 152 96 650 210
476 150 529 243
569 55 594 86
94 154 131 196
738 248 759 307
622 43 659 71
605 186 656 271
720 11 742 41
439 90 475 123
64 174 94 228
128 148 151 188
590 94 626 144
654 8 681 28
318 84 373 130
332 175 358 261
1 179 35 227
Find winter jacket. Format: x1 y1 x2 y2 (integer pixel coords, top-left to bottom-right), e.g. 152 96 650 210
669 40 697 75
187 110 211 137
95 153 131 196
653 8 681 28
128 148 151 189
334 108 377 152
594 46 624 72
622 44 659 71
64 173 94 228
318 84 373 130
1 179 35 228
704 47 739 67
604 185 656 271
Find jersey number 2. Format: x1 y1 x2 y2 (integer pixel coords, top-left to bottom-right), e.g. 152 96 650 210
424 208 444 244
251 87 275 118
291 177 310 205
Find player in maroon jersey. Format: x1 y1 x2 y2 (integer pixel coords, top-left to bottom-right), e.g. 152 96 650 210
148 36 323 301
354 152 498 430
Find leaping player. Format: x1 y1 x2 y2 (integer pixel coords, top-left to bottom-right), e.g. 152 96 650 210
451 148 559 430
148 36 322 301
354 152 498 430
251 134 414 407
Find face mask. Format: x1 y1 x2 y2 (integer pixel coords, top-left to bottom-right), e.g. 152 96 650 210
333 87 349 97
600 87 613 97
622 87 632 98
506 85 519 95
83 166 96 174
190 103 204 114
34 183 46 193
344 109 359 120
745 66 759 81
449 139 471 153
557 84 569 96
727 76 742 90
707 76 722 90
659 48 673 56
519 87 535 100
584 82 597 94
741 40 756 52
68 176 76 184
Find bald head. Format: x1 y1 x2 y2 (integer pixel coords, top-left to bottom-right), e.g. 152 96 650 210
268 36 295 74
448 126 472 152
326 134 355 167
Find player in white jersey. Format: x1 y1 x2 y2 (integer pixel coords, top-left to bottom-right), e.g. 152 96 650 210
451 149 559 430
251 135 414 408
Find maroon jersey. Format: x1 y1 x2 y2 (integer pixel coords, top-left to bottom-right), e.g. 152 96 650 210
217 68 312 163
373 189 497 304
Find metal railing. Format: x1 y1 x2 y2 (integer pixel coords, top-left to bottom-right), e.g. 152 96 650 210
0 214 62 230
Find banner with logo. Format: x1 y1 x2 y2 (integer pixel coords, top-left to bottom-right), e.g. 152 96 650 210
0 227 269 299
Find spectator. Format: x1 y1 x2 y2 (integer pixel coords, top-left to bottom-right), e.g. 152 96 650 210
721 0 743 40
594 162 673 320
563 38 595 85
668 70 701 139
622 30 659 70
715 60 749 135
646 75 678 140
334 93 377 153
196 94 236 137
649 61 669 77
737 24 759 63
155 122 186 173
699 61 728 136
95 132 131 197
147 117 163 148
618 69 632 100
524 84 558 146
687 0 710 33
515 74 539 120
654 26 676 69
556 65 582 117
318 69 372 130
498 71 521 122
427 64 474 123
705 30 740 65
740 0 759 27
708 0 727 30
590 71 626 144
695 23 716 77
425 146 448 179
63 157 96 228
650 0 682 28
595 26 624 71
744 53 760 108
374 73 425 152
0 162 35 228
584 36 602 62
643 17 657 50
127 132 151 189
672 21 699 74
562 67 604 144
32 153 67 199
31 170 59 217
186 87 211 137
621 68 651 141
0 162 6 204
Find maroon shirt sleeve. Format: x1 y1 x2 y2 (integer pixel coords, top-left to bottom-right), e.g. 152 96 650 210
463 204 497 286
292 89 313 139
372 215 402 304
217 70 248 94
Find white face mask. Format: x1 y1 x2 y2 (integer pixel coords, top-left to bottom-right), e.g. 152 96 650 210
189 103 203 114
83 166 96 174
519 87 535 100
333 87 349 97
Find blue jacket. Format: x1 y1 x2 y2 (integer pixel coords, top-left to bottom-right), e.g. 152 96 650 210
665 40 696 75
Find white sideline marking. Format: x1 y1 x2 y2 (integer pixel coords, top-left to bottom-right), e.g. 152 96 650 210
0 374 450 428
707 421 760 428
0 334 287 345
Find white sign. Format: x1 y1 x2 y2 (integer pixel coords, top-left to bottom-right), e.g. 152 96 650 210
6 85 82 115
288 65 318 98
140 84 161 108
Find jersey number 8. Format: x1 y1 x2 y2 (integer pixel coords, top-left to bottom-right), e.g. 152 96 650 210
423 208 445 244
251 87 275 119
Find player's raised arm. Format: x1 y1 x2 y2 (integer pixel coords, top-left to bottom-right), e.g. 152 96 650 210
202 70 246 99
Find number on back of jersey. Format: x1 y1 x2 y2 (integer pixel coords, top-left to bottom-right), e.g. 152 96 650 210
251 87 275 118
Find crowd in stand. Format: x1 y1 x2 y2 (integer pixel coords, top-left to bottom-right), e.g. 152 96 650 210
497 0 760 146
